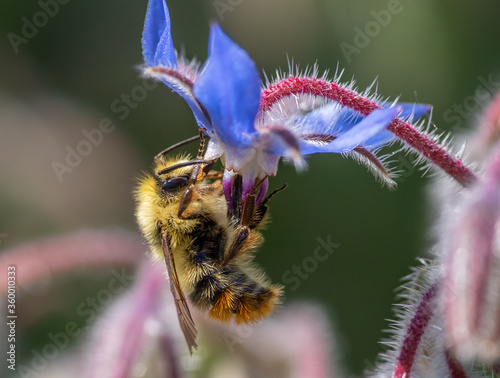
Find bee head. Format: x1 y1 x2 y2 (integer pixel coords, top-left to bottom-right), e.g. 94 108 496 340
153 155 211 195
152 156 190 193
160 175 190 192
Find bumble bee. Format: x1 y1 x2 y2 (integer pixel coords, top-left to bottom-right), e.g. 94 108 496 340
134 135 285 353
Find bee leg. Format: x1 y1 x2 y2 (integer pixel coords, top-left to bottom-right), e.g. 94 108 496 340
222 189 259 265
249 181 288 229
224 179 287 265
202 159 222 180
196 129 206 160
204 170 222 180
178 159 219 219
194 131 221 175
261 181 287 207
222 227 258 266
178 184 201 219
178 162 202 219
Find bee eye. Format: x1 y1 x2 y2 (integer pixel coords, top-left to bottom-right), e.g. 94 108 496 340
161 177 189 191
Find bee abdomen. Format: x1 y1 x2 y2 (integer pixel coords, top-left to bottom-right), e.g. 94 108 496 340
208 270 283 324
232 284 282 325
189 272 230 310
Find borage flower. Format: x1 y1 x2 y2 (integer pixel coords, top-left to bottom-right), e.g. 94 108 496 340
141 0 439 214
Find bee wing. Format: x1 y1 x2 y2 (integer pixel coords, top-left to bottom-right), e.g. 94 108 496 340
161 232 198 353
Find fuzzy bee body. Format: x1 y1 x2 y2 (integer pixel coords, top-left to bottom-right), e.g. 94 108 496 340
135 153 283 352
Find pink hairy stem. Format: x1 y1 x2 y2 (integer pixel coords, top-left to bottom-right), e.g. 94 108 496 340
0 230 144 295
260 76 477 187
393 282 439 378
444 349 468 378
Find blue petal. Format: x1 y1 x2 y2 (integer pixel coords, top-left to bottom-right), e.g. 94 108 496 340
362 128 394 149
260 125 301 161
295 105 370 142
294 102 430 152
300 106 401 154
298 102 430 139
142 0 177 68
193 24 260 148
336 108 364 134
294 103 353 137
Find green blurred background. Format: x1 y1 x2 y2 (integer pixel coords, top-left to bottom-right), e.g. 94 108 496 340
1 0 499 375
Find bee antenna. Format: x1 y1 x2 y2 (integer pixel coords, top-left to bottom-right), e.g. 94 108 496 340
157 160 211 176
154 135 201 161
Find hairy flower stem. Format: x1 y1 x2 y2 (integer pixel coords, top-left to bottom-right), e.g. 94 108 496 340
0 230 143 295
393 282 439 378
444 349 467 378
88 263 169 378
260 77 477 187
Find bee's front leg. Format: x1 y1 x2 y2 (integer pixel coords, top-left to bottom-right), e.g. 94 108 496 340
178 158 217 219
178 185 201 219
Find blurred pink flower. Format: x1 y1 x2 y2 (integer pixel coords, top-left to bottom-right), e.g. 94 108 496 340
2 230 338 377
443 141 500 363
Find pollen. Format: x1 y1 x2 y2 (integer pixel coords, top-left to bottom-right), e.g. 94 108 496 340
234 286 283 325
209 288 237 322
